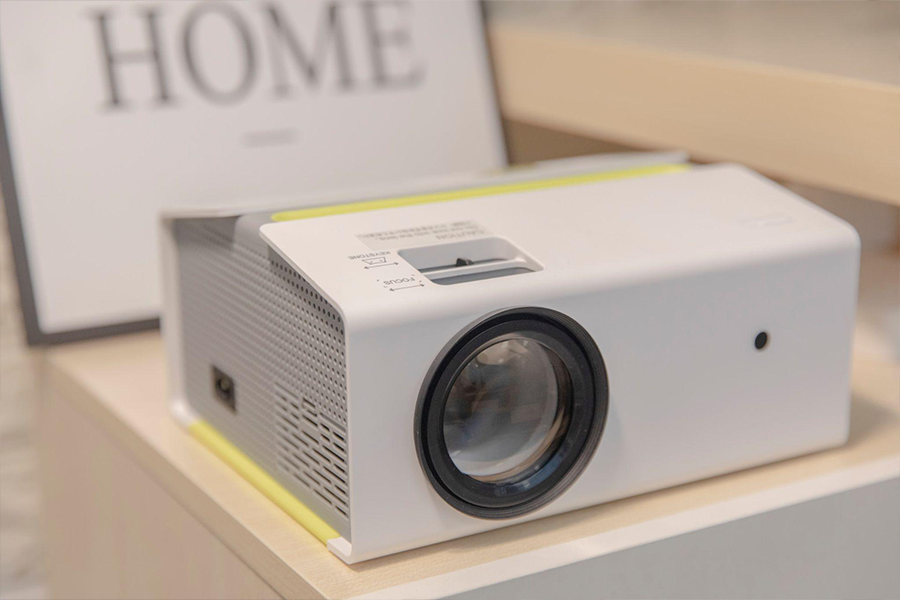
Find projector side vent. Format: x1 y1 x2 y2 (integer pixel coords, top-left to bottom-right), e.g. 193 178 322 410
175 218 350 536
274 385 349 518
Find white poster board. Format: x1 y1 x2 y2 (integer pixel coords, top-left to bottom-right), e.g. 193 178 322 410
0 0 505 343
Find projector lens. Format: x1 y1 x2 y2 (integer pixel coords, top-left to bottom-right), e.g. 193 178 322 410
443 338 570 483
416 308 609 519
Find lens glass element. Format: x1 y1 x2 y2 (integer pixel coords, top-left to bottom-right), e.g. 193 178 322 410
442 337 570 483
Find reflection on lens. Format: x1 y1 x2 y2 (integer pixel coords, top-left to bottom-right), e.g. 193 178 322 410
443 337 570 483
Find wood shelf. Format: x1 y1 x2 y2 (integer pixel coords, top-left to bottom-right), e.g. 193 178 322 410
40 296 900 597
488 2 900 205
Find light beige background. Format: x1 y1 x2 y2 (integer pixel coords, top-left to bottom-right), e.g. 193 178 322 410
0 198 45 599
1 1 898 594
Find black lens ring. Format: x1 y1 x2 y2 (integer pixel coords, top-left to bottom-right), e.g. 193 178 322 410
415 307 609 519
429 325 591 506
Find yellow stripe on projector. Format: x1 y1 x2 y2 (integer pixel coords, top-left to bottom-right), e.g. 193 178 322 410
271 163 689 222
189 420 340 544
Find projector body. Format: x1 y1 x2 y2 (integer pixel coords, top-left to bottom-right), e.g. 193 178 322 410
163 164 859 564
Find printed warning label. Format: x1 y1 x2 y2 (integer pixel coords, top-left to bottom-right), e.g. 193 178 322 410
358 220 489 251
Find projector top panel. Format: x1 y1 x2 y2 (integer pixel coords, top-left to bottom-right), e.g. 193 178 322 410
259 164 859 327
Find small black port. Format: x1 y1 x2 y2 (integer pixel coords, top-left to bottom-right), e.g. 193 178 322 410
754 331 769 350
212 366 236 412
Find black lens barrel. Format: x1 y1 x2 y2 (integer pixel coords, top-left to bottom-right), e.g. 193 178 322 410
415 307 609 519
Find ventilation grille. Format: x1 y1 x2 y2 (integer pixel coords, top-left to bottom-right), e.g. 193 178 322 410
274 385 349 518
175 218 349 535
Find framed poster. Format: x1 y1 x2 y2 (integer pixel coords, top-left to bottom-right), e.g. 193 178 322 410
0 0 506 344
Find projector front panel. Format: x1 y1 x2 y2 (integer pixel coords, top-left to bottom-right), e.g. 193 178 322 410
175 218 350 537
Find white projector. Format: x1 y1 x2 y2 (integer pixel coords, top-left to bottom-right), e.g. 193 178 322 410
162 164 859 564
